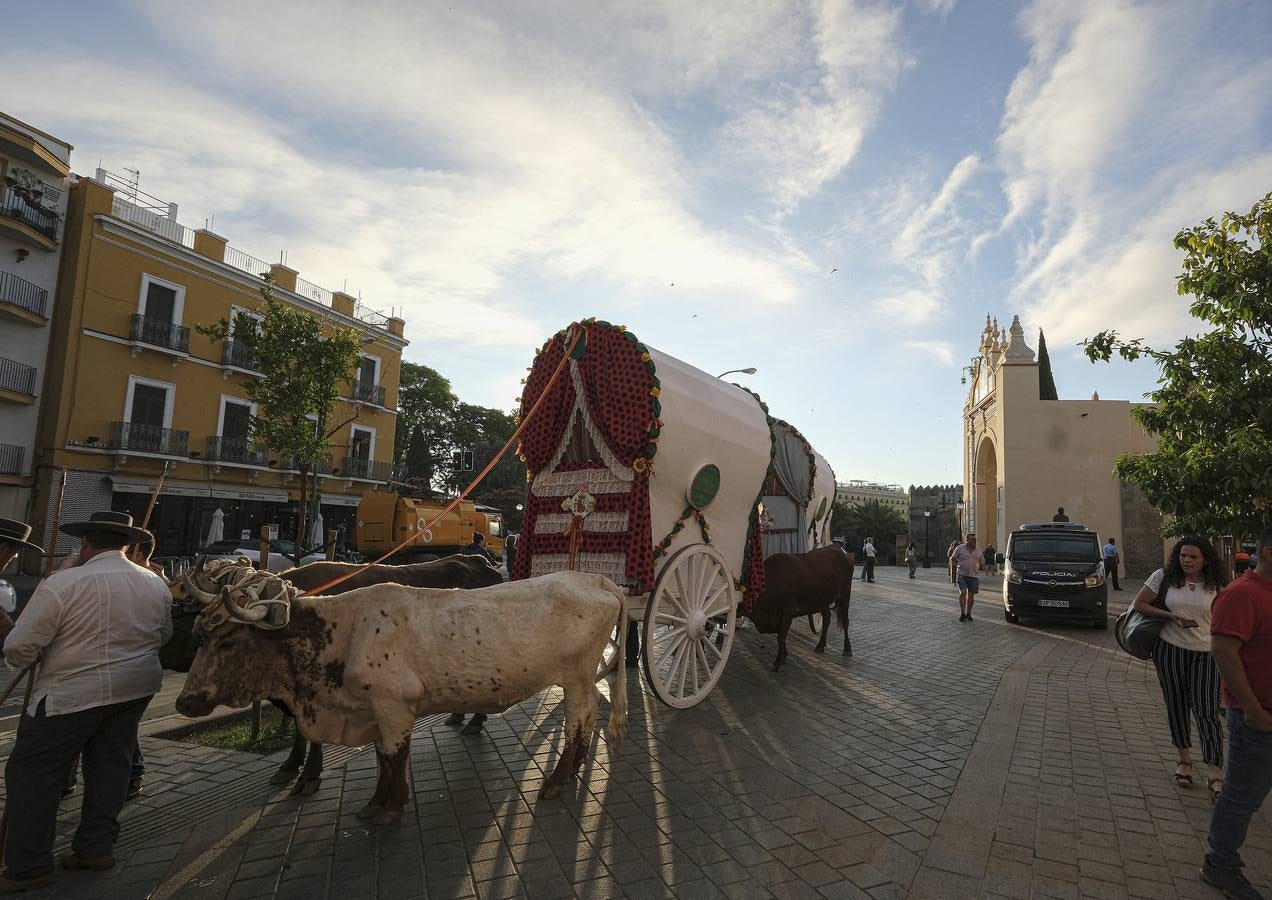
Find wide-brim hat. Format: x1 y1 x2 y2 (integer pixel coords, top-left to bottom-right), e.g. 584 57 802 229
0 516 43 554
60 511 150 543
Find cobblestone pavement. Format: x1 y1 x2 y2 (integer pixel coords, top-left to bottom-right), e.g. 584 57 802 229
2 566 1270 898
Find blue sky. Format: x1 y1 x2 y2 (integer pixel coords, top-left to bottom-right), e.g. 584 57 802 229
9 1 1272 486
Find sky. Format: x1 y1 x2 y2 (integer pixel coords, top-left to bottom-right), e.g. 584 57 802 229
8 0 1272 487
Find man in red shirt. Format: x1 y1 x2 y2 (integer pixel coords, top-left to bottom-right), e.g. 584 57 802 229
1203 526 1272 900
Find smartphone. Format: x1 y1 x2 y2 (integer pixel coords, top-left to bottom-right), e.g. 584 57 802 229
1180 619 1200 628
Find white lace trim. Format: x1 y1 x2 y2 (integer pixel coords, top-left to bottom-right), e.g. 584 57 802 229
534 512 631 534
531 360 636 499
530 552 628 585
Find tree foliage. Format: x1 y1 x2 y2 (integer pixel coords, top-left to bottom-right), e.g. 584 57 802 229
199 277 362 560
1083 192 1272 538
832 499 908 563
1037 329 1059 400
394 362 459 490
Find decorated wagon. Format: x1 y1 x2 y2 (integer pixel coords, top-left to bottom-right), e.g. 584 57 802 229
512 319 786 708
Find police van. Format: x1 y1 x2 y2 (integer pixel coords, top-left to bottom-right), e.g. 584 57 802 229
997 523 1108 629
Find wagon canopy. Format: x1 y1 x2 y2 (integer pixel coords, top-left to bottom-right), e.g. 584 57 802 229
512 320 771 593
761 420 834 558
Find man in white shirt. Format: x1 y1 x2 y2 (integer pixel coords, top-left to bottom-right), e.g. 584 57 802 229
1102 537 1122 591
0 511 171 894
861 537 876 583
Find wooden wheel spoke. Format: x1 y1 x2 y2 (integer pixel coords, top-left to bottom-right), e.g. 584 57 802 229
701 581 732 618
655 611 685 625
695 642 711 684
672 638 693 696
654 631 686 673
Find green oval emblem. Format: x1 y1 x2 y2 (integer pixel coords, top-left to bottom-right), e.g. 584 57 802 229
688 464 720 511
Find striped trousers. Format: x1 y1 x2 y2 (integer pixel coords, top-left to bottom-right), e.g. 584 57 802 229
1152 639 1224 766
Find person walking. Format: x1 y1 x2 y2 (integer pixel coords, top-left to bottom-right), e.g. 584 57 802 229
1103 537 1122 591
905 541 918 579
861 537 876 583
982 543 997 576
947 539 961 585
952 533 983 622
1200 527 1272 899
0 512 171 894
1132 537 1228 801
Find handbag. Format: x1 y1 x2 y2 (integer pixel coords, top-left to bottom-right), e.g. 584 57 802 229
1114 576 1171 660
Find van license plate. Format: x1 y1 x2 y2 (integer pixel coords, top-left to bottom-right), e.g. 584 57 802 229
1038 599 1070 608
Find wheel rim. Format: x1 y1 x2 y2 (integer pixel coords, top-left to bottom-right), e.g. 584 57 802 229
643 544 736 709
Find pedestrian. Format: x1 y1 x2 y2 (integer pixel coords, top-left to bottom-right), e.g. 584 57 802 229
982 543 996 576
504 532 517 576
460 531 497 566
0 517 43 645
947 539 961 585
1133 537 1228 801
0 511 171 894
1053 507 1070 522
1234 543 1255 577
1201 526 1272 899
1103 536 1122 591
905 541 918 579
952 533 983 622
861 536 876 583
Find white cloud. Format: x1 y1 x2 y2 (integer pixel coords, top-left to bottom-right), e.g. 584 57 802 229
903 340 955 365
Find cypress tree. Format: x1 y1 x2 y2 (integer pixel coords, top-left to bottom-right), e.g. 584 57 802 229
1037 329 1059 400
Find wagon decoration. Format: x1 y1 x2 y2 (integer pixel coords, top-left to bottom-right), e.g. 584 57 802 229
761 419 836 559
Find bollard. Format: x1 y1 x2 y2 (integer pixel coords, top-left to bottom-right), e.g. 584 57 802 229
259 526 270 571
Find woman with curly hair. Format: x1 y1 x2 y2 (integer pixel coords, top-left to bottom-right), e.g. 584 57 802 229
1134 536 1230 799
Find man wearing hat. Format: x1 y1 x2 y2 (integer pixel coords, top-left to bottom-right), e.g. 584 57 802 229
0 512 171 894
0 517 42 646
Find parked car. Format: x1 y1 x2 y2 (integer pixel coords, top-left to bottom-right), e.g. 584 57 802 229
203 539 324 574
998 523 1108 629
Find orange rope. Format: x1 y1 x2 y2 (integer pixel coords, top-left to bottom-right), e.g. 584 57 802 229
299 324 584 597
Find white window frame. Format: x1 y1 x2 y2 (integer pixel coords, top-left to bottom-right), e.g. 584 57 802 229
123 375 176 429
350 424 376 461
358 352 381 386
216 394 257 438
136 273 186 324
228 305 263 338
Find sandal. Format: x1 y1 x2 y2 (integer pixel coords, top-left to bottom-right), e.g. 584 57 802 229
1174 763 1194 786
1208 778 1223 801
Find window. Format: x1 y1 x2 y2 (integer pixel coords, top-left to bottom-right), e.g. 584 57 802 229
136 274 185 325
358 356 377 390
130 383 167 428
350 427 373 461
220 399 252 441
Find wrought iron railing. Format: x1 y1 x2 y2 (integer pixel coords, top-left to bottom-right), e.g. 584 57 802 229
0 443 23 475
129 315 190 353
0 188 58 240
280 454 334 475
352 382 386 406
0 356 37 396
341 457 392 482
221 339 259 371
0 271 49 318
223 246 272 278
205 435 268 466
110 195 194 248
109 422 189 456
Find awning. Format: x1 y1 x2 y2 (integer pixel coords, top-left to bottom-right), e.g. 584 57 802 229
107 478 288 503
319 494 363 508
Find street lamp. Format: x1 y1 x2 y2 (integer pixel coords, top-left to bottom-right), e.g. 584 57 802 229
716 367 757 379
923 510 931 568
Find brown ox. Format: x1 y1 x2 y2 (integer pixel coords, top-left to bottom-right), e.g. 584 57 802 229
175 562 627 824
745 545 854 670
166 554 503 794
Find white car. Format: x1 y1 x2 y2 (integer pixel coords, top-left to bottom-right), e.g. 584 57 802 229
204 540 325 574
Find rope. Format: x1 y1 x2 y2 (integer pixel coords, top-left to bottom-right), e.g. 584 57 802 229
298 323 586 598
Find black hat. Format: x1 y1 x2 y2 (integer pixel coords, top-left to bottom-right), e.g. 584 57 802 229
0 517 43 554
59 511 150 543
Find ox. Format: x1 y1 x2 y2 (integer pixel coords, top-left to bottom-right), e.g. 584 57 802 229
175 561 628 824
166 554 503 793
745 545 854 670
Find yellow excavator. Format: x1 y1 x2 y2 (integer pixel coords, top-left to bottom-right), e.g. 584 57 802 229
355 491 504 563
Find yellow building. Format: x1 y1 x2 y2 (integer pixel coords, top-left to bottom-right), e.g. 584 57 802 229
963 314 1162 576
28 169 407 565
834 480 910 517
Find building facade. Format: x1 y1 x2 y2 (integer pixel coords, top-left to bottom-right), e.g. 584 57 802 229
27 170 407 566
907 484 963 565
834 480 910 517
0 112 72 521
962 314 1162 577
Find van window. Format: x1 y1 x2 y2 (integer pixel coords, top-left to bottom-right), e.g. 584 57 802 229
1010 535 1099 560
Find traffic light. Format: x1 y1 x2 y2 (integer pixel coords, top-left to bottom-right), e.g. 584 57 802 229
451 450 462 471
463 450 474 471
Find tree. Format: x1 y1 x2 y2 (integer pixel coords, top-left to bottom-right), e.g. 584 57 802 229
443 403 528 529
1084 192 1272 538
1037 329 1059 400
394 362 459 491
832 499 908 563
200 277 363 562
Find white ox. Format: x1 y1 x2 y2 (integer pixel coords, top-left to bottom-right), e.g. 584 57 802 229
175 561 628 824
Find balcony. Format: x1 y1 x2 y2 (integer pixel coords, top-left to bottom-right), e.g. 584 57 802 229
0 356 37 403
341 456 393 482
278 454 334 482
128 314 190 361
0 187 59 248
351 381 386 407
0 271 48 323
0 443 23 476
221 339 259 373
205 435 268 467
109 422 189 458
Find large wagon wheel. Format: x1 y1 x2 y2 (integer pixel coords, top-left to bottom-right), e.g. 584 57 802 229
642 543 737 708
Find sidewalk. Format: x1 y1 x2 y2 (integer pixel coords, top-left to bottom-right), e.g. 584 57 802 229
0 566 1265 898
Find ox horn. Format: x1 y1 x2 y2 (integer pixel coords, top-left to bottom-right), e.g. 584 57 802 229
219 586 269 623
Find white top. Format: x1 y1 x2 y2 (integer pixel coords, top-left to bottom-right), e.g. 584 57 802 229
864 541 876 558
1144 568 1217 653
3 550 173 715
952 544 982 578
